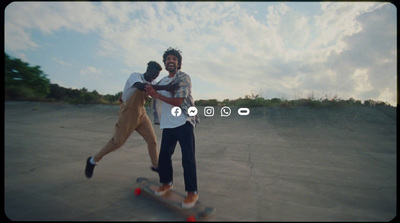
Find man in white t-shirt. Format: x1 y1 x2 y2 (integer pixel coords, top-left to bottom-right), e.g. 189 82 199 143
145 48 200 209
85 61 178 179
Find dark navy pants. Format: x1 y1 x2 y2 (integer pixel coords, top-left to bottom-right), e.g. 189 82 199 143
158 121 197 192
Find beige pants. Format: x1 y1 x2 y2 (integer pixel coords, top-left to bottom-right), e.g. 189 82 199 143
94 90 158 167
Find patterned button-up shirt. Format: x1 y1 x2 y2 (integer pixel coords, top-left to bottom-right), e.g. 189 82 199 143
172 71 199 126
152 70 200 127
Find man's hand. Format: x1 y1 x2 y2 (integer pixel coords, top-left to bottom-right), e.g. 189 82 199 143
145 84 158 98
133 82 149 91
146 83 184 106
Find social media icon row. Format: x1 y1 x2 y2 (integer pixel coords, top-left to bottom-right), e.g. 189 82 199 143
171 106 250 117
171 106 198 117
204 106 250 117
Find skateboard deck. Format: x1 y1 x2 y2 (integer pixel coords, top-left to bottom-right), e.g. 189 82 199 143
135 177 215 221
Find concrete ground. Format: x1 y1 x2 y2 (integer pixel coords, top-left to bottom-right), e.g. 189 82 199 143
4 101 397 221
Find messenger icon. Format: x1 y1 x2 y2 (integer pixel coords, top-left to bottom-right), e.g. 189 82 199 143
188 106 198 116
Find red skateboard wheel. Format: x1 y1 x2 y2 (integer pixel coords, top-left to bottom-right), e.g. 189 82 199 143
187 216 196 222
134 187 141 196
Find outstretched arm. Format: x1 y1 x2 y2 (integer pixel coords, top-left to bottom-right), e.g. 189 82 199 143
145 85 184 107
153 82 179 92
133 82 178 92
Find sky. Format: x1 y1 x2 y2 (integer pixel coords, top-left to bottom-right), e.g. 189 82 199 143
4 2 397 106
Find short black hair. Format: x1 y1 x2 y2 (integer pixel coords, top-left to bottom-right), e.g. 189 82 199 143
146 61 162 73
163 47 182 70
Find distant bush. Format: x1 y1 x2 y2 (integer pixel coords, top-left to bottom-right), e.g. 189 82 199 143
195 94 393 108
196 99 219 106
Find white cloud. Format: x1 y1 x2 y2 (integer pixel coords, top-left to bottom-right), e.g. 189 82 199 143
4 25 38 51
80 66 102 76
52 57 73 67
4 2 397 105
321 3 396 104
352 68 373 93
5 2 105 51
379 87 397 105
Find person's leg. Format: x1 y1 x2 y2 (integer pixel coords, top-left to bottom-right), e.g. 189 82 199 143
155 128 181 196
177 122 198 208
93 104 139 162
93 90 146 162
85 103 139 178
136 115 158 168
177 122 197 193
85 90 147 179
157 128 178 184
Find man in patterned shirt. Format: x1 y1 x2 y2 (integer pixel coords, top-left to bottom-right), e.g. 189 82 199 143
145 47 200 209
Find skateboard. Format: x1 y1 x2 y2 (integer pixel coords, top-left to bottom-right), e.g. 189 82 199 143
135 177 215 221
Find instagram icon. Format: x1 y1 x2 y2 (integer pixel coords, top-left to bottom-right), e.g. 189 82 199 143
204 106 214 117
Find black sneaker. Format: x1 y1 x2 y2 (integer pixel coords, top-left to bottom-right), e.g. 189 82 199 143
151 165 159 173
85 157 96 178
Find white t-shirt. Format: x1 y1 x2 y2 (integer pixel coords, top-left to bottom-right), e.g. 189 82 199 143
121 72 153 102
157 76 188 129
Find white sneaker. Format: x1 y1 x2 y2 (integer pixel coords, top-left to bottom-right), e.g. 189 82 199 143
182 192 198 209
154 183 173 196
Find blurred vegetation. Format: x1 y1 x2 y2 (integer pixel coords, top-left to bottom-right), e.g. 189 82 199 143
203 93 393 107
4 53 394 107
5 53 50 100
5 53 122 105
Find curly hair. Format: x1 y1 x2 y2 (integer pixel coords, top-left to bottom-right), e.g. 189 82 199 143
146 61 162 73
162 47 182 70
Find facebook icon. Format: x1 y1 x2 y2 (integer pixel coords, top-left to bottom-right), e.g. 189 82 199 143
171 106 182 117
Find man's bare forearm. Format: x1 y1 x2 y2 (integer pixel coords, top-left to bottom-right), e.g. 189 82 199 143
152 85 170 91
134 83 177 92
145 84 183 106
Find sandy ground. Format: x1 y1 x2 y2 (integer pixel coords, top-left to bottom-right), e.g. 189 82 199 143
4 101 397 221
